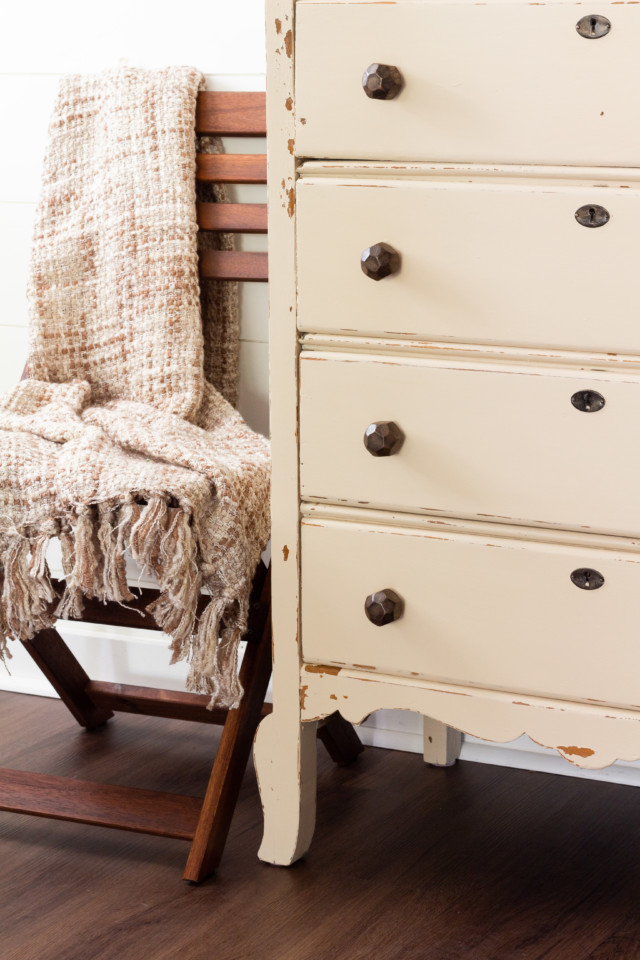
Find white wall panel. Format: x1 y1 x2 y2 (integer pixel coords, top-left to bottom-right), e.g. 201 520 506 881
0 204 34 327
238 339 269 436
0 1 267 76
239 283 269 343
0 77 56 203
0 326 29 385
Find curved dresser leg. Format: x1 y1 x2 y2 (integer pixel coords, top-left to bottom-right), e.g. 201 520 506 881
423 716 462 767
254 712 318 865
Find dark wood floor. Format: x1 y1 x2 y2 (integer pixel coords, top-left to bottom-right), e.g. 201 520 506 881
1 690 640 960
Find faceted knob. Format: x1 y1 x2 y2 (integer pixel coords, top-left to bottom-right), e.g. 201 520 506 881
365 589 404 627
362 63 404 100
361 242 401 281
364 421 405 457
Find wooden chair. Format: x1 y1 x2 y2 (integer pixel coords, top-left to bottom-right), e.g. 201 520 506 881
0 91 363 884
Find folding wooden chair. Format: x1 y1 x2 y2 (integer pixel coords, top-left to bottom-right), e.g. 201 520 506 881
0 91 363 884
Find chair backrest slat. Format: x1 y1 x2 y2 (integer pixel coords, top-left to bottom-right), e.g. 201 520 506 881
199 250 268 282
195 91 268 282
197 201 267 234
196 153 267 185
195 91 266 137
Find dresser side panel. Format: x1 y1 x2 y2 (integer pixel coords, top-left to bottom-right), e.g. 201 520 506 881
256 0 320 868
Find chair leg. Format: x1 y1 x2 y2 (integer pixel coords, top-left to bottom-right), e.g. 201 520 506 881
21 628 113 730
318 712 364 766
182 570 273 883
16 566 363 882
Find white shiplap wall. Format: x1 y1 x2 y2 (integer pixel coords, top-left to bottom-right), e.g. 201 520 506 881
1 0 637 789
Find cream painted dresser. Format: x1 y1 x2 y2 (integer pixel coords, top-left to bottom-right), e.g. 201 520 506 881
255 0 640 865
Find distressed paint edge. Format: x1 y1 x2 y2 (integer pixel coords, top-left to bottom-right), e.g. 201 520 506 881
300 667 640 770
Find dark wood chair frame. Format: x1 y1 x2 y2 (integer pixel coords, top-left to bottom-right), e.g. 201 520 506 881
0 92 363 884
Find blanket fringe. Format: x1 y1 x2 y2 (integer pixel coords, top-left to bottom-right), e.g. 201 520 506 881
0 494 248 709
56 507 101 618
132 497 202 647
98 502 134 604
2 538 56 641
186 600 244 710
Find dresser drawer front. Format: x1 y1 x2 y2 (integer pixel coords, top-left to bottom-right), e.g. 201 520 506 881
296 1 640 166
301 517 640 708
297 177 640 354
299 353 640 537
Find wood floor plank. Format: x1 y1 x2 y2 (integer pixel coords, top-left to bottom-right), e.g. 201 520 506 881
585 929 640 960
2 690 640 960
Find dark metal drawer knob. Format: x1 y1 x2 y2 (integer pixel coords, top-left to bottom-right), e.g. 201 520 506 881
571 568 605 590
571 390 605 413
362 63 404 100
364 588 404 626
364 421 405 457
576 15 611 38
361 242 401 281
575 204 610 228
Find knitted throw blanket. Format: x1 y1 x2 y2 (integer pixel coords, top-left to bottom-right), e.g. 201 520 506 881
0 67 270 709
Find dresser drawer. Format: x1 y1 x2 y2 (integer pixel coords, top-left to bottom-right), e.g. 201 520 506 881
301 516 640 709
299 352 640 537
297 176 640 354
296 1 640 166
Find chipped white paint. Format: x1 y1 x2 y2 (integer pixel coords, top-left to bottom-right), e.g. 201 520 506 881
257 0 640 865
300 516 640 709
254 0 320 866
296 176 640 354
302 503 640 555
299 160 640 183
299 351 640 538
300 333 640 373
295 1 640 166
300 667 640 772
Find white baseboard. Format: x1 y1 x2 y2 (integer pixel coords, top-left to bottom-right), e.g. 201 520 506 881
3 626 640 789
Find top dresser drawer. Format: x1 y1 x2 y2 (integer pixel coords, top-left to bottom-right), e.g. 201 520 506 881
295 0 640 167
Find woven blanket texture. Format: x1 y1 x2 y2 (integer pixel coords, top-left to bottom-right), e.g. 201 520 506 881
0 66 270 709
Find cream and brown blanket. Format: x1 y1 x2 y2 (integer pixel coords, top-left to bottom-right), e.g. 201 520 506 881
0 67 270 709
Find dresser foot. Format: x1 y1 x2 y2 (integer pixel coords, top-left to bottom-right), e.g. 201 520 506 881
423 717 462 767
254 713 318 865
